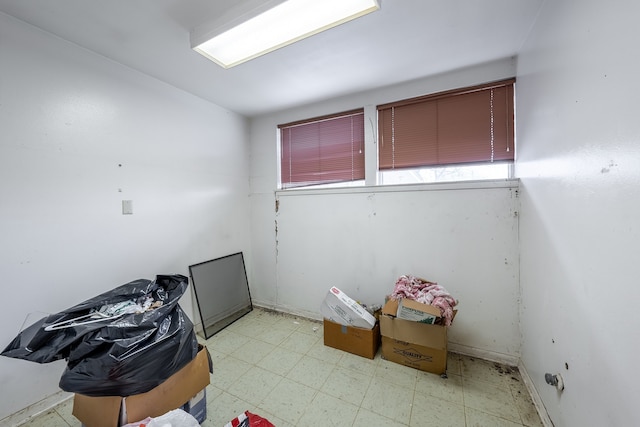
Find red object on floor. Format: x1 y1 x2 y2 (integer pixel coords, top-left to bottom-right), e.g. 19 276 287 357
225 410 275 427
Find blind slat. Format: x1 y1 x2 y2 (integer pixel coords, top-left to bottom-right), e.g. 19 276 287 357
280 110 364 188
378 80 515 170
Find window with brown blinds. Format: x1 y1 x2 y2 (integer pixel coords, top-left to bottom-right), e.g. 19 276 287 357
279 109 365 189
378 79 515 170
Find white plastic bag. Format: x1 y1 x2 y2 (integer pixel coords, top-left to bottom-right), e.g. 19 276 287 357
147 409 200 427
122 418 152 427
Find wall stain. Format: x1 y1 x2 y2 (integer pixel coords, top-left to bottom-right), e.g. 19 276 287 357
275 219 279 258
601 160 618 173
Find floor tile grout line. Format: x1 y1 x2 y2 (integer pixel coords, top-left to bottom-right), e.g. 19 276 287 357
455 353 470 426
407 374 418 427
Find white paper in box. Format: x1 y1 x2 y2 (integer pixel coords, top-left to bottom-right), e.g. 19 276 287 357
396 298 440 324
320 287 376 330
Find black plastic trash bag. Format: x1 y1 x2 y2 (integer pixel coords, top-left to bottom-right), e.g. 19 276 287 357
2 274 198 397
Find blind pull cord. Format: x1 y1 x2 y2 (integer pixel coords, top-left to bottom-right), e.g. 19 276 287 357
506 90 511 152
391 106 396 169
490 89 495 163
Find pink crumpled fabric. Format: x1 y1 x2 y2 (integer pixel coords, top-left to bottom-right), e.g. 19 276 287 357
390 275 458 326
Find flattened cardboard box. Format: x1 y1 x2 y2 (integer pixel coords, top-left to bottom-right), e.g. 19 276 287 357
380 300 448 374
323 318 380 359
320 287 377 329
73 344 211 427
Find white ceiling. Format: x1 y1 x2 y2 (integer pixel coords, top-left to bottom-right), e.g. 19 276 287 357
0 0 542 117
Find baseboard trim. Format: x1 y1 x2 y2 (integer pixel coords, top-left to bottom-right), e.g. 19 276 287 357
448 342 520 366
253 302 322 322
518 361 555 427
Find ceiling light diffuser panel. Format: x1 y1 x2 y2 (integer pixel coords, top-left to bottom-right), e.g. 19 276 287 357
191 0 380 68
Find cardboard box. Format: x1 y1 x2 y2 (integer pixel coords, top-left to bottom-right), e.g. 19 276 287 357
320 286 376 329
73 344 211 427
396 298 442 324
380 300 448 374
323 318 380 359
181 388 207 424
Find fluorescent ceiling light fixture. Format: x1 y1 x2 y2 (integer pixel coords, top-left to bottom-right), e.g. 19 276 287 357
191 0 380 68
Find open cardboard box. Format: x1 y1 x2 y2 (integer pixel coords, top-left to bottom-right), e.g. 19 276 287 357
323 318 380 359
73 344 212 427
380 299 454 374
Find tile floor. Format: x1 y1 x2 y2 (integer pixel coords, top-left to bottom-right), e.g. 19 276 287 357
13 308 543 427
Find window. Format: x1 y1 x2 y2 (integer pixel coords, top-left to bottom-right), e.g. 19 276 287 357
377 79 515 183
279 109 365 189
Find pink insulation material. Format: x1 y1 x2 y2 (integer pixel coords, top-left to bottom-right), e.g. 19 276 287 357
390 275 458 326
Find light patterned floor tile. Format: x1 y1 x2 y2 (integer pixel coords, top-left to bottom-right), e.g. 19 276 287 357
15 409 70 427
511 383 544 427
225 318 271 339
321 366 372 406
296 391 359 427
307 340 345 364
230 337 276 364
361 377 414 421
352 408 409 427
211 355 253 390
375 359 418 388
241 309 280 326
291 318 323 335
462 377 522 423
207 329 251 355
256 346 304 376
226 366 284 406
286 355 336 389
205 391 254 427
465 407 525 427
203 345 227 365
52 398 76 426
415 370 464 404
272 315 307 331
258 378 317 425
447 352 462 376
205 384 224 405
338 351 379 376
255 326 294 346
459 355 519 387
222 314 254 333
279 330 322 354
410 392 466 427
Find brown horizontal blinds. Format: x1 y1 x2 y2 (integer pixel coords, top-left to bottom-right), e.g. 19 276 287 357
280 110 365 189
378 79 515 170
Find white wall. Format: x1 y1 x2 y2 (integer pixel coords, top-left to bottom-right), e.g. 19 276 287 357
516 1 640 425
275 184 520 357
0 13 250 422
250 58 522 362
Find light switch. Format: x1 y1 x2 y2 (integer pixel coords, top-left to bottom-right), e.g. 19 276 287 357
122 200 133 215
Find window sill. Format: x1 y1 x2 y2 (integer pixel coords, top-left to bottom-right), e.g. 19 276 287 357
276 178 520 197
